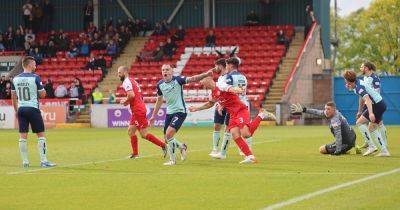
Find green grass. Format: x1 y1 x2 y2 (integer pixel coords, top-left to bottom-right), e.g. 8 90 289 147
1 126 399 210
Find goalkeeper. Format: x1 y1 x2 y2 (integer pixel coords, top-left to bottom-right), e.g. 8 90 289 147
290 101 357 155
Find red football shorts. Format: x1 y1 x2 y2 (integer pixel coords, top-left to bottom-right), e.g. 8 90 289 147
129 112 148 129
227 107 250 131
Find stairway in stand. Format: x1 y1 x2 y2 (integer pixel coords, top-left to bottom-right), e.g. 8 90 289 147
72 37 148 126
263 30 304 114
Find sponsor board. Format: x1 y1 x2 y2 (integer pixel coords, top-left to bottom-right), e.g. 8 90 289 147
0 105 66 129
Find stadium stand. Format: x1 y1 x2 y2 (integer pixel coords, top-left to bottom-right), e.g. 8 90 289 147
117 25 294 110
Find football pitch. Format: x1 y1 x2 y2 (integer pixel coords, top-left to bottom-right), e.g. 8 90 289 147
1 126 400 210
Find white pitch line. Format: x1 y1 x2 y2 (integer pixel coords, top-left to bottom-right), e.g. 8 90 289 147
261 167 400 210
7 139 281 175
18 172 378 176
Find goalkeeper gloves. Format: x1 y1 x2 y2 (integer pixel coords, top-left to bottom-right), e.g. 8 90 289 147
290 103 306 114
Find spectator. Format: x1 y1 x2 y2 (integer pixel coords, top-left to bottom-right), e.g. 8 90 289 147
172 25 185 41
44 79 54 98
69 82 79 98
22 0 33 28
25 29 35 44
87 22 97 35
83 0 94 30
106 40 117 57
74 78 85 100
14 26 26 50
5 26 15 50
32 2 43 33
66 41 79 58
80 40 90 56
276 30 289 49
29 47 43 64
305 5 316 39
152 47 164 62
86 53 97 70
164 38 177 59
0 35 5 52
116 18 124 29
0 75 6 99
48 30 58 43
46 41 56 57
126 18 136 36
205 30 216 47
58 32 70 51
108 90 116 104
153 22 163 35
95 54 107 76
245 10 260 26
42 0 54 32
4 82 12 99
91 32 104 50
133 19 141 37
161 19 170 34
54 82 68 98
139 19 149 37
92 87 103 104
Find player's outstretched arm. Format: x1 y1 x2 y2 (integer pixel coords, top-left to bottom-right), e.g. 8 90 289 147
227 86 244 94
186 70 213 83
290 103 325 117
150 95 163 125
189 101 215 112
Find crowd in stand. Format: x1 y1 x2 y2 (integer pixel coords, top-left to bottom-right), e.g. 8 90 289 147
0 75 13 99
136 23 185 62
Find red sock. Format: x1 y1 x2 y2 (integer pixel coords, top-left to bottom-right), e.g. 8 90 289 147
249 116 262 135
145 133 166 148
234 137 252 156
130 135 138 155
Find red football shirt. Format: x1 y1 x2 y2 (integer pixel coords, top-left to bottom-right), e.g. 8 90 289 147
210 87 247 114
122 77 147 115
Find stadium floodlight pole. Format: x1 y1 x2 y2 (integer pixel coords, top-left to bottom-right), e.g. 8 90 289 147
116 0 134 20
93 0 99 28
167 0 185 24
212 0 216 28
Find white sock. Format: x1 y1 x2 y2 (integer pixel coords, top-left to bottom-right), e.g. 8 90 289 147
212 131 220 150
174 138 183 148
257 112 266 120
358 124 375 147
38 137 48 163
379 124 388 146
167 138 176 162
371 129 387 151
19 139 29 164
220 132 232 156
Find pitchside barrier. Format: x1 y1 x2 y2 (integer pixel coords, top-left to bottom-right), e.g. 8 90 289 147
0 99 68 129
333 76 400 125
91 103 215 128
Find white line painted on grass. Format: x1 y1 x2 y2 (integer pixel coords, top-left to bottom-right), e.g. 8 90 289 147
261 167 400 210
19 172 378 176
7 139 281 175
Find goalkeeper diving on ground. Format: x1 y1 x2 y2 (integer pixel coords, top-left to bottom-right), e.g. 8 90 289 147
290 101 359 155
